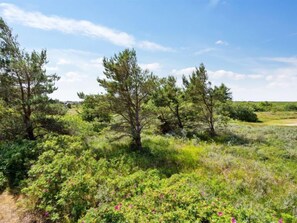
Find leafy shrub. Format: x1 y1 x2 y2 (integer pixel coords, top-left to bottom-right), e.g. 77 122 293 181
78 94 111 133
22 135 148 222
0 140 38 190
227 104 258 122
80 173 280 223
257 101 273 112
0 100 24 140
284 104 297 111
22 134 294 222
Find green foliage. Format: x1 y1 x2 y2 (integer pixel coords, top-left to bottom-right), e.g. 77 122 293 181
0 99 24 140
285 103 297 111
77 94 111 132
226 103 258 122
235 101 297 112
0 140 38 190
21 126 297 222
97 49 158 150
183 64 232 136
152 76 185 134
81 174 246 223
0 17 60 140
60 112 94 136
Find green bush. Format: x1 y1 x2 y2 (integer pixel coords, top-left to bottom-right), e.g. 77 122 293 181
284 104 297 111
0 100 24 140
22 135 143 222
21 134 294 222
227 104 258 122
0 140 38 190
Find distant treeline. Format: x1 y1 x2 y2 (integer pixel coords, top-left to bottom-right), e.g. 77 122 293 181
233 101 297 112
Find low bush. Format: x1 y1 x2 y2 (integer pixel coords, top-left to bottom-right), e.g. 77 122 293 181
285 104 297 111
227 104 258 122
21 133 296 222
0 140 38 191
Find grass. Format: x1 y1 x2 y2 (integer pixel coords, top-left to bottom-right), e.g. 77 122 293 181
257 111 297 122
230 111 297 126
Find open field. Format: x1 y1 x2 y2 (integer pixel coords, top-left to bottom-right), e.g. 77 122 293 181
257 112 297 126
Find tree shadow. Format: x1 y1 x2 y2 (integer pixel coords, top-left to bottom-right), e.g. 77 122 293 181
212 132 253 145
187 130 253 146
91 129 267 178
93 138 183 177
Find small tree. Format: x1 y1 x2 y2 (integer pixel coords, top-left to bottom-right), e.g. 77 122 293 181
152 76 185 134
0 18 59 140
77 93 111 132
98 49 156 150
183 64 232 136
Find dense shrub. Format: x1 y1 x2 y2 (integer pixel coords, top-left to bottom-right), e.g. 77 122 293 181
21 134 295 222
0 140 38 190
227 104 258 122
285 104 297 111
22 135 143 222
0 100 24 140
81 173 281 223
78 94 111 132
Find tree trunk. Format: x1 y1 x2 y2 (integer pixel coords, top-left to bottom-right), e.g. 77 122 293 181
209 106 216 137
133 132 142 151
209 121 216 137
134 109 142 150
24 115 35 140
134 85 142 151
175 105 183 129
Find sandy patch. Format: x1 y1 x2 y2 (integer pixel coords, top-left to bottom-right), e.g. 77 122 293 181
0 192 21 223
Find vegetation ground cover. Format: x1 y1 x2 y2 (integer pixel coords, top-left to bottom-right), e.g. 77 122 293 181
8 110 294 223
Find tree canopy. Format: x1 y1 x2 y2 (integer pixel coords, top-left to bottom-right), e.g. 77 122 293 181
0 18 60 140
97 49 157 150
183 64 232 136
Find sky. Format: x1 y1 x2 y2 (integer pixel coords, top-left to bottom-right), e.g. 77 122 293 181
0 0 297 101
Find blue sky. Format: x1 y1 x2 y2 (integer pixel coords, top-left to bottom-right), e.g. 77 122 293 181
1 0 297 101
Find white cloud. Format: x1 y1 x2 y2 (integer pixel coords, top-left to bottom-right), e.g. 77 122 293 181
57 58 72 65
90 57 103 64
90 57 104 69
169 57 297 101
171 67 196 76
138 41 173 52
256 57 297 89
265 69 297 88
45 65 58 71
45 49 105 100
0 3 172 52
60 71 84 82
140 62 161 72
247 74 263 79
215 40 228 46
194 48 216 55
263 57 297 65
209 70 265 80
209 70 245 80
171 67 265 81
46 49 165 100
